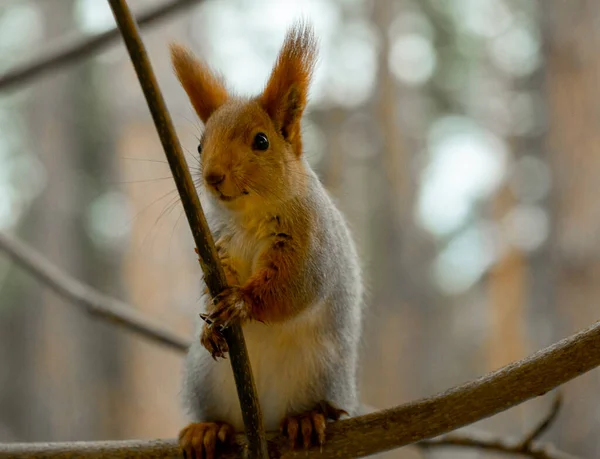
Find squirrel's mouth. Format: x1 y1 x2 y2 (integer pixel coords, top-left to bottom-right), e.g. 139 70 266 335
218 193 237 202
218 190 249 202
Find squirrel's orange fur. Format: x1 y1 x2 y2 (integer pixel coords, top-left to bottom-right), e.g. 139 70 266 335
235 206 312 324
170 44 228 123
171 24 318 326
259 24 317 157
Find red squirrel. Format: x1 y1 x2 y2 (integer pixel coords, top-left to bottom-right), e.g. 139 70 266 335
170 23 363 459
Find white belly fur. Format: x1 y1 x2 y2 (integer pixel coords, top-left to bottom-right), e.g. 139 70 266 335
205 305 333 431
198 207 337 430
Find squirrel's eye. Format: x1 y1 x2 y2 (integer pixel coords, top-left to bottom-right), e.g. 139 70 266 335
252 133 269 151
197 143 202 155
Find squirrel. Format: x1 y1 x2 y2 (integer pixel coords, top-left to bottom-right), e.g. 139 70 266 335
170 22 363 459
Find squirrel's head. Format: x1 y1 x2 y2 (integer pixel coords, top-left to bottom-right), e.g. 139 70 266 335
170 23 317 211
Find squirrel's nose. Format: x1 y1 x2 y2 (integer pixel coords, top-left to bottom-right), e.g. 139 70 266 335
205 172 225 186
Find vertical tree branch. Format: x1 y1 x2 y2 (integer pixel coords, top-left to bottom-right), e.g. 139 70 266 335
105 1 268 458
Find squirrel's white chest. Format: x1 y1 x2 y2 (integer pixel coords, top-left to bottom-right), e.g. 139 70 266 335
224 225 268 281
208 312 330 431
204 213 331 430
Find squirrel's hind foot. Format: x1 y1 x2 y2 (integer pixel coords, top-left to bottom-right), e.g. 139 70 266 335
179 421 233 459
280 401 348 449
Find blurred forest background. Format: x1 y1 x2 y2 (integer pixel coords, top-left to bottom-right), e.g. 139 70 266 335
0 0 598 458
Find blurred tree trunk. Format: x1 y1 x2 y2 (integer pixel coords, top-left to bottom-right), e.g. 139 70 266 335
487 187 527 370
0 0 123 441
543 1 600 455
363 0 410 416
520 28 561 442
362 5 437 455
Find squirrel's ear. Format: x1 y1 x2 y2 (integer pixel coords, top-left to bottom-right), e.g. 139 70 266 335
259 23 317 156
170 44 228 123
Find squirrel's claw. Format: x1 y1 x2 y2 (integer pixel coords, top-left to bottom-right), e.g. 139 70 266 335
281 411 326 449
179 421 233 459
207 287 250 329
200 323 228 360
280 401 347 450
200 286 251 358
316 400 348 421
199 312 213 325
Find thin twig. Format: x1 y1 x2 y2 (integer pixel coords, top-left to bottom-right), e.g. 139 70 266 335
105 1 268 458
0 0 202 92
518 393 563 447
420 393 572 459
0 232 189 352
421 432 578 459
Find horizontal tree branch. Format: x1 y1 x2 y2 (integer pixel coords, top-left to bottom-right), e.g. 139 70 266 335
0 429 577 459
1 396 575 458
0 439 182 459
0 231 190 352
0 0 202 92
318 317 600 458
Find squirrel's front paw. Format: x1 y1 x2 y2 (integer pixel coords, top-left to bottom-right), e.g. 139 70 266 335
179 421 233 459
200 323 228 360
206 287 251 329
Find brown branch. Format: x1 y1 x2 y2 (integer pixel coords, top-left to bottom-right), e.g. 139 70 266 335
518 394 562 447
316 319 599 459
0 393 582 459
105 1 268 458
2 430 578 459
0 231 189 352
0 0 202 92
0 439 183 459
1 318 598 458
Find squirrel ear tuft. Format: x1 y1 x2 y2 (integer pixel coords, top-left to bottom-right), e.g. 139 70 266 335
259 22 317 156
170 44 228 123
